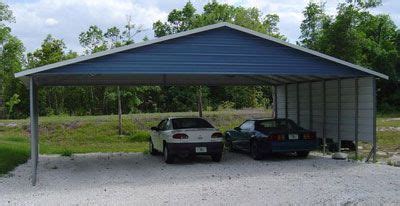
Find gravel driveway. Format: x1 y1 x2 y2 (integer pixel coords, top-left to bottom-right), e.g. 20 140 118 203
0 152 399 205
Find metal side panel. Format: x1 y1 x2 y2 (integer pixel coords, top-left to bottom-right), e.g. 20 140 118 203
325 80 339 141
311 82 323 138
340 78 356 141
299 83 310 129
357 77 374 142
287 84 298 123
276 85 286 118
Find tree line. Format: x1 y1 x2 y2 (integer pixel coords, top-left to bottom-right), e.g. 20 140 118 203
0 0 398 119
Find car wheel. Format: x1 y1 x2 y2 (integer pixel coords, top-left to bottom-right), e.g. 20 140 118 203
226 140 234 152
297 151 310 158
149 139 157 155
250 141 263 160
211 153 222 162
163 144 174 164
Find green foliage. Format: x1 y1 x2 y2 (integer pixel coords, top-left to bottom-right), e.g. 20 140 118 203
153 1 285 39
346 0 382 9
0 2 14 23
152 1 275 112
0 2 26 119
217 101 235 110
0 143 29 175
298 1 327 49
60 149 73 157
299 0 399 112
5 93 20 117
79 25 107 54
0 1 399 118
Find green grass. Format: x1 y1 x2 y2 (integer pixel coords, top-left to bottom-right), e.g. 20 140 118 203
0 144 30 175
0 109 398 174
60 149 73 157
0 109 270 175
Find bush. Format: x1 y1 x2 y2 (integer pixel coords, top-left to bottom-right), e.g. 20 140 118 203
60 149 73 157
218 101 235 111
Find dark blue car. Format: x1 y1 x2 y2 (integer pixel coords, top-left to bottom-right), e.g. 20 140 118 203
225 118 318 160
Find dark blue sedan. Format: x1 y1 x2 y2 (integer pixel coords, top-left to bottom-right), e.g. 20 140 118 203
225 118 318 160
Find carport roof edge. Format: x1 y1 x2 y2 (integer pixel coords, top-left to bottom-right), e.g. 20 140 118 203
14 22 389 80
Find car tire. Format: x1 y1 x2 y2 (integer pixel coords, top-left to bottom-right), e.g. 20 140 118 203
149 139 157 155
297 151 310 158
163 144 174 164
211 153 222 162
226 140 234 152
250 141 263 160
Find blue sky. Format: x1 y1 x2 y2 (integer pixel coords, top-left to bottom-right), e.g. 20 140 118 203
4 0 400 54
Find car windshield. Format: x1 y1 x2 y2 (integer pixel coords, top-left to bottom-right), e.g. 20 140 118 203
171 118 214 129
255 119 300 132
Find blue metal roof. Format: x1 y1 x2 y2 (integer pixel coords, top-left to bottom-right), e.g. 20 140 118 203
15 22 388 86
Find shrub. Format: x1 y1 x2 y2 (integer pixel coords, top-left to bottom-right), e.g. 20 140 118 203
60 149 73 157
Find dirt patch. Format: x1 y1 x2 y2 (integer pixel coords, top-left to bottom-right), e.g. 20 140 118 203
377 127 400 132
0 123 18 127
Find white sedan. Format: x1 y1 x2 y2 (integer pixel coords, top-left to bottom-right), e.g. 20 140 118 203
149 117 224 163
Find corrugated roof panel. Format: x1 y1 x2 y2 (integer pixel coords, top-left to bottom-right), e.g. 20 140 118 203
39 27 366 77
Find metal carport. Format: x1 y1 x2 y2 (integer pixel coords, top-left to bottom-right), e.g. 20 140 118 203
14 22 388 186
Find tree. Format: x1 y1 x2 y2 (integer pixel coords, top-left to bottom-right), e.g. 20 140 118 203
299 0 399 112
0 2 26 118
79 25 107 54
27 35 78 115
5 93 20 118
153 1 285 39
122 15 144 45
153 1 276 111
105 26 122 48
298 1 327 49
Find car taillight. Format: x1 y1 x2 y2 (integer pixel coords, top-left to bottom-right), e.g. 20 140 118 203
211 132 223 138
267 134 285 141
172 133 188 139
303 132 316 140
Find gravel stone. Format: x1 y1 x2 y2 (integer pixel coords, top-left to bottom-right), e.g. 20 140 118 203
0 152 399 205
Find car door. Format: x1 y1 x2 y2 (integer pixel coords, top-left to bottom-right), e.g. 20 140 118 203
158 119 172 147
234 121 255 151
153 119 167 151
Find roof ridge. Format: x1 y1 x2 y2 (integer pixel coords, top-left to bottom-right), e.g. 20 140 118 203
14 22 388 80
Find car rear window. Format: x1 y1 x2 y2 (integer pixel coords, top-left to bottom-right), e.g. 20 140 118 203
171 118 214 129
255 119 300 131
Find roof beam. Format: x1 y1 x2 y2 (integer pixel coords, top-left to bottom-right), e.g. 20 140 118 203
242 75 276 85
265 75 292 84
256 75 284 85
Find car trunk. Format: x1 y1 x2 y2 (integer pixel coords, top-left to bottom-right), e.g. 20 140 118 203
260 130 311 141
172 128 218 143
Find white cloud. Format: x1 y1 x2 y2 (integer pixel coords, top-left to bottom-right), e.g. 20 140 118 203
6 0 168 53
45 18 59 27
4 0 400 54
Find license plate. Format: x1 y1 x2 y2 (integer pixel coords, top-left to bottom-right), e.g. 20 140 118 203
288 134 298 140
195 147 207 153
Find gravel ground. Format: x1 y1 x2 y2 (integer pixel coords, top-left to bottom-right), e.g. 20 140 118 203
0 152 399 205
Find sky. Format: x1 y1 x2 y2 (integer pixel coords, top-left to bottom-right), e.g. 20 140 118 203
4 0 400 54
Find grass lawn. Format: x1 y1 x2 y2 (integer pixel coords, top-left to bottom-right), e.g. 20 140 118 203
0 108 399 175
0 109 270 175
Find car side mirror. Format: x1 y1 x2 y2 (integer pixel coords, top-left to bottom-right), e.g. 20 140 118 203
234 127 240 131
151 127 158 131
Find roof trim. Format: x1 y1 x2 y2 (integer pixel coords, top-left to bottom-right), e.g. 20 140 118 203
15 22 389 80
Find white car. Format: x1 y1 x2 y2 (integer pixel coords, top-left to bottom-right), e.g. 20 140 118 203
149 117 224 163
